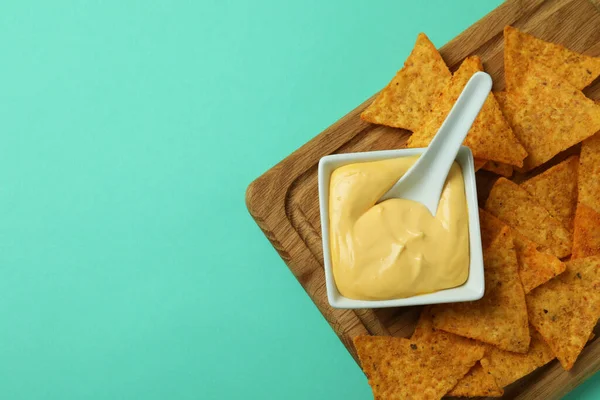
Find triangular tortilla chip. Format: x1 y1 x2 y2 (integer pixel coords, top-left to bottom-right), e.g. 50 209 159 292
485 178 572 258
572 204 600 259
527 257 600 370
448 363 503 398
474 158 488 171
558 256 600 291
514 236 566 294
411 306 436 341
578 132 600 212
407 56 527 166
353 335 484 399
482 161 513 177
412 308 503 397
360 33 451 131
479 208 506 249
495 66 600 170
479 209 565 293
521 156 579 232
480 327 555 388
504 26 600 91
432 227 530 352
573 132 600 259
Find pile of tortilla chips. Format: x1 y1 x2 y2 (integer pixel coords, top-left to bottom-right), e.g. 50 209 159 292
354 27 600 399
362 27 600 172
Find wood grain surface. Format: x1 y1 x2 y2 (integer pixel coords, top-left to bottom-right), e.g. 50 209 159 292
246 0 600 398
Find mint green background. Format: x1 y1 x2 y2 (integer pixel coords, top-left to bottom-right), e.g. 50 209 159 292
0 1 597 399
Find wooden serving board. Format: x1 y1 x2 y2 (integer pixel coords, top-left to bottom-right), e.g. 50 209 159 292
246 0 600 398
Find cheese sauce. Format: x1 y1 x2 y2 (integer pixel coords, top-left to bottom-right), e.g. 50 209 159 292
328 156 469 300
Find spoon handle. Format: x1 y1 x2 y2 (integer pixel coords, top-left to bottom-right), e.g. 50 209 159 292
381 72 492 214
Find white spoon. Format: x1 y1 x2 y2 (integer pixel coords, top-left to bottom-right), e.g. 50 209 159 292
379 71 492 215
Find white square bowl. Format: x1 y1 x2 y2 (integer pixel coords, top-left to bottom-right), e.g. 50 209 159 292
318 146 484 309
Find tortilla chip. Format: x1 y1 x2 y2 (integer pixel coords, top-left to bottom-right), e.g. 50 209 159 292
578 132 600 213
573 132 600 259
432 227 530 353
474 158 488 171
504 26 600 91
558 256 600 291
412 308 503 397
527 257 600 370
407 56 527 167
479 209 506 249
485 178 572 258
527 283 599 370
448 363 503 398
353 335 483 399
482 161 513 177
412 307 487 348
411 307 436 341
360 33 451 131
479 209 565 293
514 237 566 294
521 156 579 232
480 327 555 388
572 204 600 259
495 66 600 171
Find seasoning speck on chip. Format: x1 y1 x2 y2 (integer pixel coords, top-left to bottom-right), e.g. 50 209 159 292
360 33 451 131
432 227 530 353
485 178 572 258
353 335 483 400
